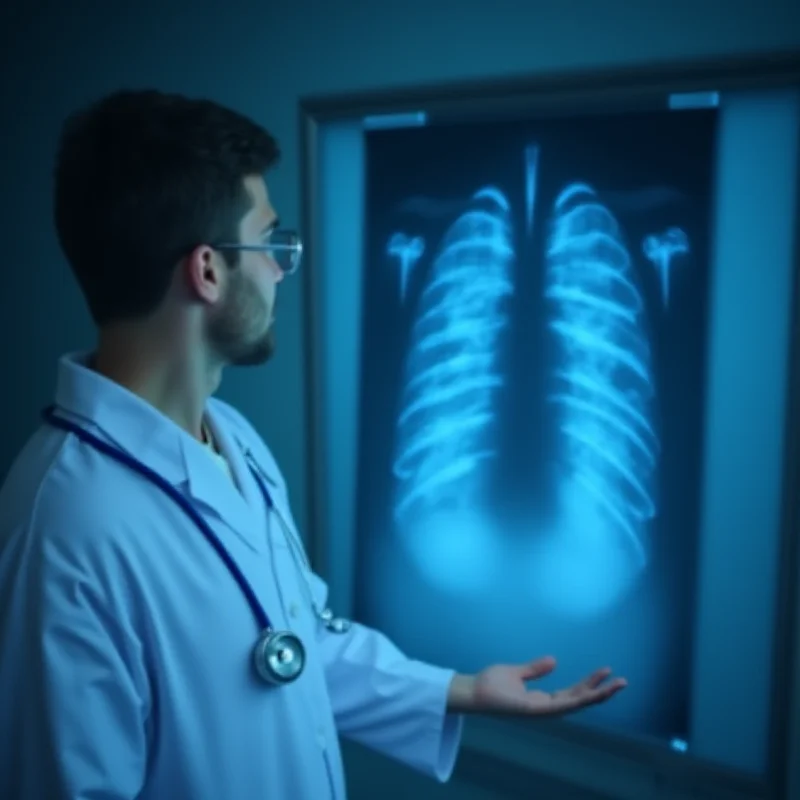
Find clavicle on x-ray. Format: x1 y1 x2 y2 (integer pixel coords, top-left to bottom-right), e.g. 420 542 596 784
356 107 717 742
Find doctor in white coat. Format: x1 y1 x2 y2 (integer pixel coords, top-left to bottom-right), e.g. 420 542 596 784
0 89 626 799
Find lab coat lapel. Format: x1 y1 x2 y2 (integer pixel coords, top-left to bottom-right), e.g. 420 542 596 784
209 417 267 525
216 425 296 554
52 353 267 554
181 432 264 554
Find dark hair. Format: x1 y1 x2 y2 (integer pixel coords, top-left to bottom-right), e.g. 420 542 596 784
54 89 280 326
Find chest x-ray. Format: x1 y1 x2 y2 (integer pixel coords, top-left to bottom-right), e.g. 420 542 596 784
355 108 717 743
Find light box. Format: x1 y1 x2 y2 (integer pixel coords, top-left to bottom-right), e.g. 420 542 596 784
300 54 800 800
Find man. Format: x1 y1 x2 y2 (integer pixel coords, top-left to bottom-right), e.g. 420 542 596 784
0 90 626 798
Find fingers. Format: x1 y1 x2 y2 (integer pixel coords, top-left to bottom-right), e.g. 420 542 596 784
551 669 627 711
518 656 557 681
587 677 627 700
582 666 614 689
573 674 627 706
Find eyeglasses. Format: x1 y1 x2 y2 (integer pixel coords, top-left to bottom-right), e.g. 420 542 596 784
213 229 303 275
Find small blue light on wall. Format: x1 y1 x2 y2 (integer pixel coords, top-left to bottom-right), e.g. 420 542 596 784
670 738 689 753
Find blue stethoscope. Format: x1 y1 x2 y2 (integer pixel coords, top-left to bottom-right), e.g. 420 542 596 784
41 406 350 687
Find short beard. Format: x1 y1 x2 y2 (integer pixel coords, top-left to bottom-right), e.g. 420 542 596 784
207 272 274 367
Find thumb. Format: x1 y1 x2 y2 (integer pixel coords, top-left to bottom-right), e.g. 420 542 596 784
518 656 557 681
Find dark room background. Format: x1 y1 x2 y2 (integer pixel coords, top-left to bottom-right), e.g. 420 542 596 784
0 1 797 798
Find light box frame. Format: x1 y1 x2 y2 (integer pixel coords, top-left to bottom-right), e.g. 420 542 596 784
299 52 800 800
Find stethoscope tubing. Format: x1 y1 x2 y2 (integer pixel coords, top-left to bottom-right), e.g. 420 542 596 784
41 406 276 633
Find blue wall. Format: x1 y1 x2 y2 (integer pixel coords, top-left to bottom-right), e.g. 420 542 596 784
0 1 797 797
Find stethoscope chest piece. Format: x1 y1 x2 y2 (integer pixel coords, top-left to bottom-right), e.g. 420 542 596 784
253 628 306 685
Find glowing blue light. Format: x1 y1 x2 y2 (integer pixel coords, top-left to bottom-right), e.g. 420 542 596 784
386 178 671 612
386 232 425 303
670 738 688 753
642 226 690 309
539 182 660 614
391 187 515 590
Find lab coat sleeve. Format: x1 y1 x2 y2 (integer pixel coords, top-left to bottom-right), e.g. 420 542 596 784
309 572 464 782
0 511 150 799
214 403 464 778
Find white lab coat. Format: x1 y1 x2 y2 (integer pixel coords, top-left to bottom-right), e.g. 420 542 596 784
0 353 463 799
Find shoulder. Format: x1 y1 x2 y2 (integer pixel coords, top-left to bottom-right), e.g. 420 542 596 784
0 429 153 646
0 427 150 571
0 433 150 706
207 397 287 491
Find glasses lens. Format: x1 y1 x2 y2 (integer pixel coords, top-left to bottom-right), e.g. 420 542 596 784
270 230 303 274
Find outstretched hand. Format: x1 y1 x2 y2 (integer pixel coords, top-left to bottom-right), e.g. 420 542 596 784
451 657 626 717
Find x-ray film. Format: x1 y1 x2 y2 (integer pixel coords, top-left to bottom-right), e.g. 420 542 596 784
355 108 717 744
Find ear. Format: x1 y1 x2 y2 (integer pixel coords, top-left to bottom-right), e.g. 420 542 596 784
184 245 225 304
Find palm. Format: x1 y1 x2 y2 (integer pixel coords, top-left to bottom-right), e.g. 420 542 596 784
472 657 626 717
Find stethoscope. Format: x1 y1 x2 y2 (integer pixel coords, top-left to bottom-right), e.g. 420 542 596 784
41 406 351 687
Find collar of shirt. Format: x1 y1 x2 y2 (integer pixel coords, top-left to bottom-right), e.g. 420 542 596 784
51 351 266 553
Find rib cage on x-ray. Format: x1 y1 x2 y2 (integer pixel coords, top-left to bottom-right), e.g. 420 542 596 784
545 183 658 572
392 187 515 526
389 167 670 616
